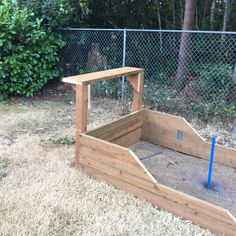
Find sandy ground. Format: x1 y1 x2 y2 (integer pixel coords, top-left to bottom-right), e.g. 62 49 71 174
0 86 219 236
131 141 236 217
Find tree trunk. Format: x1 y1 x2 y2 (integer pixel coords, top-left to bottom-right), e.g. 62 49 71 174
210 0 216 30
180 0 184 28
227 64 236 103
175 0 196 91
195 7 198 29
172 0 176 29
202 0 210 29
156 0 163 53
233 64 236 101
222 0 231 32
221 0 233 49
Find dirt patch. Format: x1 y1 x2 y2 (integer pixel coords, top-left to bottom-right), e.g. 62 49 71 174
191 119 236 149
131 141 236 217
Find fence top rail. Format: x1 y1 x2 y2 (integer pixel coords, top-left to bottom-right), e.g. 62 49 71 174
59 27 236 35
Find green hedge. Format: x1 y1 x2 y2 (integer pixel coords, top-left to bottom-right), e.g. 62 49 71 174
0 0 65 100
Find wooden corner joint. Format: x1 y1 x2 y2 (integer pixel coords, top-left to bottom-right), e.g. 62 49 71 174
71 84 76 92
127 72 144 93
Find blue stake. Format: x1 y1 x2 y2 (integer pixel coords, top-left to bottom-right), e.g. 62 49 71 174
207 135 216 188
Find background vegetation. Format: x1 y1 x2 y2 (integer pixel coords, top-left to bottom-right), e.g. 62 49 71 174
0 0 65 100
0 0 235 123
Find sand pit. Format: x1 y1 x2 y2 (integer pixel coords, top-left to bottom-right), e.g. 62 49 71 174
131 141 236 217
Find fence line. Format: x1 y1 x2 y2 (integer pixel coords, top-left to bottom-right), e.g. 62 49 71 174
60 28 236 35
59 28 236 124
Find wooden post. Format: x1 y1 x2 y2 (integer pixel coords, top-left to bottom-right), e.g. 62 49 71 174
72 84 91 109
127 72 144 112
62 67 144 162
75 84 88 163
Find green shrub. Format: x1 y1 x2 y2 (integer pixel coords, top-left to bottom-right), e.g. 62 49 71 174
191 63 233 100
18 0 89 30
0 0 65 100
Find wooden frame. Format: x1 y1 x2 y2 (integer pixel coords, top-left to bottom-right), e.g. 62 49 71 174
63 67 236 235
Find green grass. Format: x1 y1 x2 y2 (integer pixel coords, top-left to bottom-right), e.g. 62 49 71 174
0 172 7 180
47 136 75 145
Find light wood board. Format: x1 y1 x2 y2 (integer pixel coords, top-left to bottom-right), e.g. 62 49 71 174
142 109 236 168
80 159 236 235
62 67 143 85
87 110 143 147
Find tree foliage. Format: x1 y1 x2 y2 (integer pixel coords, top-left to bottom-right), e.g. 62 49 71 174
84 0 236 32
0 0 65 100
18 0 89 30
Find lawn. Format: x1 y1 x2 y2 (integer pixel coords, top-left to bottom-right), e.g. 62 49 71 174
0 84 216 236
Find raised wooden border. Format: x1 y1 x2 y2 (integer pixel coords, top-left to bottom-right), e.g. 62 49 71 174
63 67 144 163
62 67 236 235
86 110 144 147
142 109 236 168
78 133 236 236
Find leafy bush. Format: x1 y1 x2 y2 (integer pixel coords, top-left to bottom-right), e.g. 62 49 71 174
18 0 89 30
191 63 233 100
0 0 65 100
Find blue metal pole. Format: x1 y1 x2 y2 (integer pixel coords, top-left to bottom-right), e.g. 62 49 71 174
207 135 216 188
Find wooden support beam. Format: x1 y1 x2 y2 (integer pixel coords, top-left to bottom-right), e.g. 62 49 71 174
75 84 88 163
127 72 144 112
72 84 91 109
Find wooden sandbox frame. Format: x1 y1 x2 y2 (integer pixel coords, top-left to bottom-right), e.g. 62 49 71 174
63 67 236 235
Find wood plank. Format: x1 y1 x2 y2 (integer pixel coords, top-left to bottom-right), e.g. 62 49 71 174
154 185 236 227
76 84 88 133
79 133 157 183
62 67 143 85
80 164 236 235
72 84 91 109
75 84 88 163
111 127 142 147
87 110 143 139
143 109 203 141
79 155 235 225
79 155 156 187
127 72 144 112
80 145 150 180
142 109 236 168
127 74 140 91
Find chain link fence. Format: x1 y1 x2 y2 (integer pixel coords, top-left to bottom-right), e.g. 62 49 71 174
59 28 236 140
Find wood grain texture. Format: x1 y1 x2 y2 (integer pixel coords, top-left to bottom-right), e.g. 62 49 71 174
142 109 236 168
75 84 88 163
76 84 88 133
79 133 157 183
127 72 144 112
87 110 143 147
67 65 236 235
111 127 142 147
62 67 143 85
80 163 236 236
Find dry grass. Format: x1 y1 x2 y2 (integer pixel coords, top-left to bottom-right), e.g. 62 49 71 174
0 89 216 236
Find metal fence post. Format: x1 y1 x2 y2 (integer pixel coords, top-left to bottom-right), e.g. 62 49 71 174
121 28 127 101
59 28 236 126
